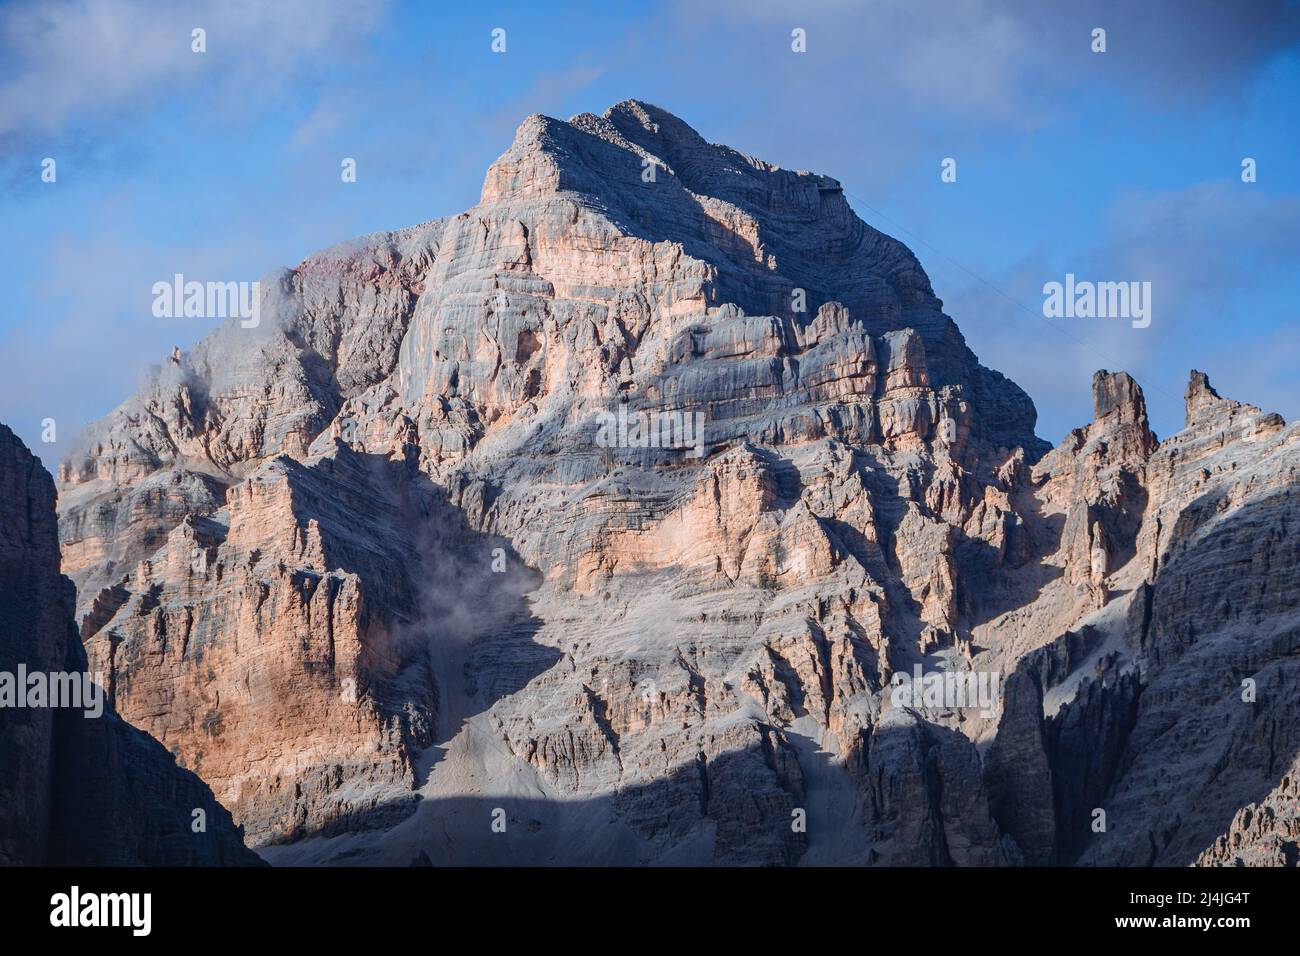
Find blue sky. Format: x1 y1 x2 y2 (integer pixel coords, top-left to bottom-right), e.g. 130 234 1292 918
2 0 1298 465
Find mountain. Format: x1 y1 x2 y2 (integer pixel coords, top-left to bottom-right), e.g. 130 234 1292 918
46 101 1298 866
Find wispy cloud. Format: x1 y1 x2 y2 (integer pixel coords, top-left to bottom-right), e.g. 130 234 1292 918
0 0 389 151
945 180 1300 441
654 0 1300 187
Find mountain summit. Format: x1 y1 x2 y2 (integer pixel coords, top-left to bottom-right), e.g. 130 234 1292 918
46 103 1299 866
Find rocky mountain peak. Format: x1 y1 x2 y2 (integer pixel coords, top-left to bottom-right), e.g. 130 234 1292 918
473 100 1041 459
1092 369 1146 424
1090 369 1157 457
1185 368 1226 425
30 105 1297 868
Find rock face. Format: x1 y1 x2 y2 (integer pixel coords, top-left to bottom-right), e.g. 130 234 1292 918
51 102 1298 866
0 424 259 865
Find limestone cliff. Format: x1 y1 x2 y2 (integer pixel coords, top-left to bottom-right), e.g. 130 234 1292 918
51 102 1297 866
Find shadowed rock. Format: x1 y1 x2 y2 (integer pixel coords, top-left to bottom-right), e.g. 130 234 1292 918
0 423 260 865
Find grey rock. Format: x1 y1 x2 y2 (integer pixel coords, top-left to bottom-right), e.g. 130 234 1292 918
41 104 1300 867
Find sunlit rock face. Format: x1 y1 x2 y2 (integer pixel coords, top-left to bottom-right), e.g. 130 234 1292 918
55 102 1297 866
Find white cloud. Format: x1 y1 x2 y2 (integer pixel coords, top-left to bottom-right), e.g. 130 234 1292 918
0 0 389 147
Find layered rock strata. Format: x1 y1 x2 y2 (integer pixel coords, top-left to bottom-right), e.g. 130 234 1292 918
51 102 1298 866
